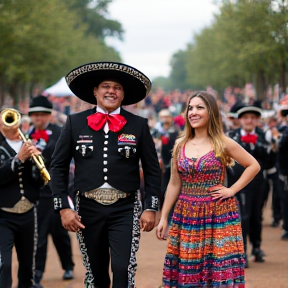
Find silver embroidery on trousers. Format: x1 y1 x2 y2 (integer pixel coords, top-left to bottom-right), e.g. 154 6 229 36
32 206 38 282
75 193 95 288
127 192 141 288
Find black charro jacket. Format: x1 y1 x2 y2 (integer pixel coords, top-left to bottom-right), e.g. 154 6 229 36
50 107 161 211
29 123 61 197
278 125 288 176
227 127 269 185
0 132 44 208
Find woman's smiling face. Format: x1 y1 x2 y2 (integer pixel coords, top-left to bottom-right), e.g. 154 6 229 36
187 96 209 129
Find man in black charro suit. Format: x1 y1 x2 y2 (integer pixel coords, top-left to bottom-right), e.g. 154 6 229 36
278 106 288 240
227 105 269 266
27 96 75 286
0 109 44 288
49 62 161 288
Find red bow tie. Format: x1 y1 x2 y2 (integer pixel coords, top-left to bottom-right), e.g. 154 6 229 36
241 133 258 145
31 130 49 143
87 113 127 132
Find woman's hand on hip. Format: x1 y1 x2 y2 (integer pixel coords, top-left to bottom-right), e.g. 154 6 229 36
208 184 235 200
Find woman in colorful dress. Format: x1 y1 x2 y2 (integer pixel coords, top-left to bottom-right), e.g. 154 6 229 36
156 91 260 288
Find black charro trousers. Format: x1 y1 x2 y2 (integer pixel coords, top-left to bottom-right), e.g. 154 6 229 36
35 197 74 273
279 178 288 232
236 178 265 252
0 208 35 288
77 194 135 288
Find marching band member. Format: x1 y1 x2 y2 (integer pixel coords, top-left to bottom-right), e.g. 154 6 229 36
227 105 269 266
0 109 44 288
50 62 161 288
27 96 75 286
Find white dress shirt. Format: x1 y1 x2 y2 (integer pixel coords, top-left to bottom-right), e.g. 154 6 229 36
96 106 121 189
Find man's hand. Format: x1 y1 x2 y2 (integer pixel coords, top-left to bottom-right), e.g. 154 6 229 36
60 208 85 232
17 141 41 163
140 210 156 232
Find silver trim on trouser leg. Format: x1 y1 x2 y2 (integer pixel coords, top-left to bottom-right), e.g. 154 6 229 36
32 206 38 283
0 247 2 273
127 192 141 288
75 193 95 288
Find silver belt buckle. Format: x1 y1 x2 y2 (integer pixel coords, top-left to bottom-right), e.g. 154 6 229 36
84 188 130 205
1 196 34 213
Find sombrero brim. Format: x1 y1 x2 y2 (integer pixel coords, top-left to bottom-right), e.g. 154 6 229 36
65 62 151 106
28 107 53 115
227 112 238 119
237 106 262 118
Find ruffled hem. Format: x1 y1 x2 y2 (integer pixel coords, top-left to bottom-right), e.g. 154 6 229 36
163 254 245 288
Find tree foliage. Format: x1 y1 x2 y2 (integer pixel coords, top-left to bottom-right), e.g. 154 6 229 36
63 0 123 39
0 0 122 107
168 0 288 99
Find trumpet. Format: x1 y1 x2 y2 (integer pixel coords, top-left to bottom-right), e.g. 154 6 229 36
1 108 51 184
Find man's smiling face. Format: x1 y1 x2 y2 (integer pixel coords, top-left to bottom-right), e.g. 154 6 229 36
93 80 124 113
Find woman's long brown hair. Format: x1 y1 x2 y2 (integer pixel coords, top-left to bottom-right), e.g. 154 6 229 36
173 91 233 166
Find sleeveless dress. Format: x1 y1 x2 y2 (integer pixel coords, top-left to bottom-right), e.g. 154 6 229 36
162 145 245 288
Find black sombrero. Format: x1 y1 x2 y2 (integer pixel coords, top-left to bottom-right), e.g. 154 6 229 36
28 95 53 115
227 101 244 118
65 62 152 106
236 105 262 118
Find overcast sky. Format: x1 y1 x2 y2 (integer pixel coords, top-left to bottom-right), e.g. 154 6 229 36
106 0 219 80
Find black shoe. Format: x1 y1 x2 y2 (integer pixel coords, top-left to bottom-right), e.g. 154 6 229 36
33 284 43 288
244 253 249 268
271 220 280 227
281 230 288 240
63 270 74 280
33 270 43 284
245 257 249 268
252 247 266 257
252 248 265 262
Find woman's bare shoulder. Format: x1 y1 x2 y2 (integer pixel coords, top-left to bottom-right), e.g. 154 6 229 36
175 136 185 145
223 135 238 149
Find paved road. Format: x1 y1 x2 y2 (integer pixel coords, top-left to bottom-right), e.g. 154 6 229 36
12 203 288 288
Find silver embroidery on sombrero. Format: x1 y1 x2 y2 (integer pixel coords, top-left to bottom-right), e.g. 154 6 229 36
66 63 151 95
75 193 95 288
127 192 142 288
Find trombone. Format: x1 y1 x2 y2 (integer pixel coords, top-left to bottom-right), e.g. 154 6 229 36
1 108 51 184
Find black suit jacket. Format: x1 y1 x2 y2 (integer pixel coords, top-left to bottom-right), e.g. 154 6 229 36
50 107 161 211
0 132 44 207
227 127 268 185
278 125 288 176
29 123 62 197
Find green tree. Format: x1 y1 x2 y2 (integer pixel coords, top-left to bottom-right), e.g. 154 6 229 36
64 0 124 40
170 0 288 99
0 0 121 107
151 76 170 92
169 49 191 91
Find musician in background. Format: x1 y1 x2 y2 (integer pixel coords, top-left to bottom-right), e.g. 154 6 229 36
278 106 288 240
0 109 44 288
227 105 268 266
28 96 75 286
153 109 180 207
